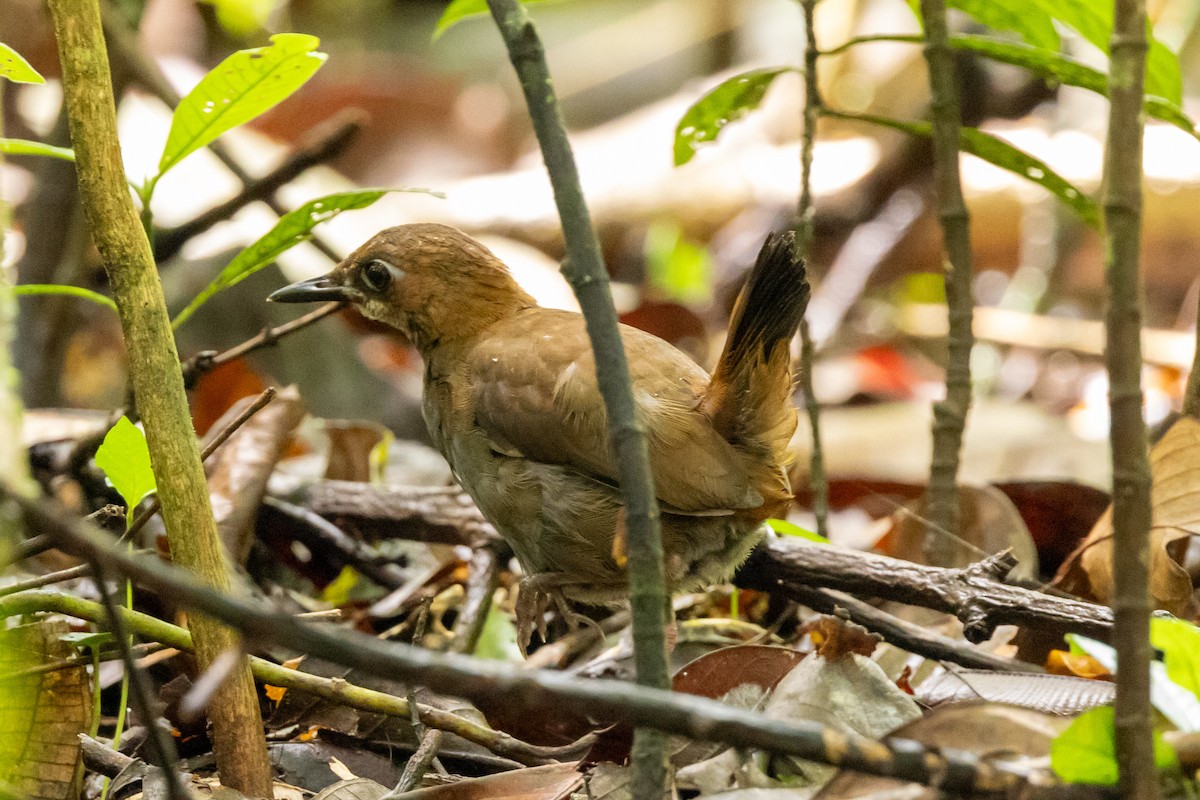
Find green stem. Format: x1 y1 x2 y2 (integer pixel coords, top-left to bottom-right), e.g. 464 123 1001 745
917 0 976 563
44 0 272 793
1102 0 1156 796
796 0 828 540
482 2 671 796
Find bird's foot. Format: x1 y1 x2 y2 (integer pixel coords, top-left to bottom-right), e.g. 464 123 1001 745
515 573 605 657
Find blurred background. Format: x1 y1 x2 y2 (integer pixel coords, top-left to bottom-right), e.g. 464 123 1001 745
7 0 1200 565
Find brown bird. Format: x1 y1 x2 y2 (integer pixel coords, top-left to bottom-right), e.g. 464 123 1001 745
270 224 808 645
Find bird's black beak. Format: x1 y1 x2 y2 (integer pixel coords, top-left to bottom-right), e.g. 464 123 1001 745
268 275 351 303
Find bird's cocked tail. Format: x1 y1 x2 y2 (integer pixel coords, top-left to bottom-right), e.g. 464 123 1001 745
704 232 809 465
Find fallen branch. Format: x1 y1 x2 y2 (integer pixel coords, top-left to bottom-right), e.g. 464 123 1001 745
294 480 1113 645
789 585 1042 673
738 540 1112 643
298 480 499 545
259 497 410 590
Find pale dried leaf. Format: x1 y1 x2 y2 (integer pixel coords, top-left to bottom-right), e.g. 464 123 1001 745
915 670 1114 715
1055 416 1200 618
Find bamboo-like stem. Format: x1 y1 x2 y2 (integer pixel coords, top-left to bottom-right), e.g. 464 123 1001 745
0 81 36 562
44 0 272 794
796 0 827 539
1184 291 1200 418
0 590 585 767
1101 0 1156 795
916 0 976 562
482 1 670 796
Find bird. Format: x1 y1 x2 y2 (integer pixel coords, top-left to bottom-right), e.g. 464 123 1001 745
270 223 809 648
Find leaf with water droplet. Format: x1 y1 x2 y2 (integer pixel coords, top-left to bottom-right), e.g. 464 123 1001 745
157 33 327 179
834 111 1099 229
673 67 795 166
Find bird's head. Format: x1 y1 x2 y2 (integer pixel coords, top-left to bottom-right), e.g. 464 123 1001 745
269 223 535 351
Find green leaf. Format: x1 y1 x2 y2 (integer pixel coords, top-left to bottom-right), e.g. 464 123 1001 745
1023 0 1181 104
826 110 1100 229
199 0 278 36
1051 706 1178 784
920 0 1182 104
1067 632 1200 731
0 43 44 84
959 127 1099 227
1152 617 1200 698
94 417 157 522
157 33 326 178
674 67 796 166
0 138 75 161
948 35 1194 135
938 0 1059 50
13 284 116 311
60 632 115 653
473 605 523 662
171 187 440 329
321 566 362 607
766 518 829 544
432 0 563 40
823 35 1195 135
644 222 712 304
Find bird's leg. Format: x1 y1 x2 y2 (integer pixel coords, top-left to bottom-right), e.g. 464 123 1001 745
515 572 606 656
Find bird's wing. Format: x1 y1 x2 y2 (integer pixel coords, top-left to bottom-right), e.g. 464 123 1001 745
468 309 762 513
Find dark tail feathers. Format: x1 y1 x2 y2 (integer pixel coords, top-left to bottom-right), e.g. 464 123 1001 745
705 231 810 449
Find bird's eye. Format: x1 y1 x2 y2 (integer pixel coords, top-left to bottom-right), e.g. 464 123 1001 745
360 259 395 293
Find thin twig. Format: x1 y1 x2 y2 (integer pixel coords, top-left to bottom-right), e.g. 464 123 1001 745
449 542 503 655
789 585 1042 672
0 588 587 767
11 640 167 679
918 0 977 562
0 562 92 598
154 111 365 262
88 555 188 800
181 303 344 389
481 2 671 795
387 729 443 797
795 0 828 540
1184 290 1200 418
119 387 277 546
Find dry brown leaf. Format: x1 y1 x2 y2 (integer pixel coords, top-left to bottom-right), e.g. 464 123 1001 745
1054 416 1200 618
672 644 806 699
1045 650 1112 680
383 763 582 800
806 617 879 661
205 386 306 564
